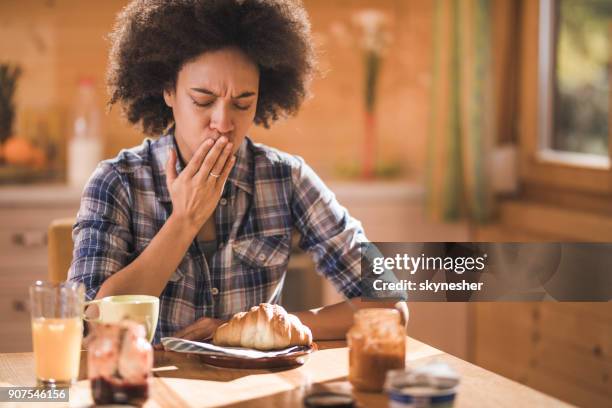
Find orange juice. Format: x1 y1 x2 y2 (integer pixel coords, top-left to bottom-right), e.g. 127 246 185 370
31 317 83 384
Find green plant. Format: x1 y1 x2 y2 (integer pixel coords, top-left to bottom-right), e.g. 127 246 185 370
0 63 22 145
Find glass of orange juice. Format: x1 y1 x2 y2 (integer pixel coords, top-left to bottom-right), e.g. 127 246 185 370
29 281 85 387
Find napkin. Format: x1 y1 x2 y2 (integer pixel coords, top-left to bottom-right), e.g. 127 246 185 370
161 337 305 359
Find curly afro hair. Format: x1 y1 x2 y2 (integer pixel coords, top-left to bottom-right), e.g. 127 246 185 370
107 0 316 135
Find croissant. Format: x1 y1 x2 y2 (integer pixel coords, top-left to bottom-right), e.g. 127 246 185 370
213 303 313 350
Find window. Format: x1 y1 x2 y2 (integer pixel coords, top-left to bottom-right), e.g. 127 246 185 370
538 0 611 169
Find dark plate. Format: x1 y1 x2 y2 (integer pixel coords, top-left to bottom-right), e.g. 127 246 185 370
197 342 318 369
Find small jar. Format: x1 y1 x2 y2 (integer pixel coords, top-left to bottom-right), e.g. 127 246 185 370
87 320 153 407
347 308 406 392
384 366 459 408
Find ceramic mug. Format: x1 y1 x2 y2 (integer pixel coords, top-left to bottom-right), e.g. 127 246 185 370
85 295 159 342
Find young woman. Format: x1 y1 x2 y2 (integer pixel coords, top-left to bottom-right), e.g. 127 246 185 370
69 0 407 344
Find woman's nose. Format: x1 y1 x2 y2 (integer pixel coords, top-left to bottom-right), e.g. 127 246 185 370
210 104 234 134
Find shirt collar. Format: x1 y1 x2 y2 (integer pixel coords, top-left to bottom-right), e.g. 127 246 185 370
227 137 253 195
153 128 253 203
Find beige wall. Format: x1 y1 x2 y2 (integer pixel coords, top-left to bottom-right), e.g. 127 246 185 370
0 0 433 181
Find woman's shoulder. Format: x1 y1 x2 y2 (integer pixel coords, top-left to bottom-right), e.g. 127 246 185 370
248 138 305 171
247 139 325 194
84 136 170 199
101 136 168 175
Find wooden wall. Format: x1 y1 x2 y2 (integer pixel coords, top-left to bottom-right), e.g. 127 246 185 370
0 0 434 181
473 2 612 404
474 302 611 408
474 202 612 408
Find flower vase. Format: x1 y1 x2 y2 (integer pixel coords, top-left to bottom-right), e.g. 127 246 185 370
362 110 376 179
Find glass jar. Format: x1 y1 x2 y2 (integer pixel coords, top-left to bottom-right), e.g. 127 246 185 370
87 320 153 407
347 308 406 392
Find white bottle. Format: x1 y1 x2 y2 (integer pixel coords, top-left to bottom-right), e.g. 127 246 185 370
68 78 103 188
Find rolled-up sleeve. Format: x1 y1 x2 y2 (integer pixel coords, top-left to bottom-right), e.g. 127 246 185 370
68 164 133 301
290 156 365 299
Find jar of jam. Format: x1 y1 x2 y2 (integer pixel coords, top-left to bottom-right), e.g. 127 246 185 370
86 320 153 406
347 308 406 392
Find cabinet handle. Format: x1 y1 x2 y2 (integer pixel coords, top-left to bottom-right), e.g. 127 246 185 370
12 300 28 313
593 344 603 357
12 231 48 248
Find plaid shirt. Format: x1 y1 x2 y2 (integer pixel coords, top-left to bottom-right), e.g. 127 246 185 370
69 132 365 343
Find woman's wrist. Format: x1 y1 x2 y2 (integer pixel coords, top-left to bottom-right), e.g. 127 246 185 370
167 212 201 240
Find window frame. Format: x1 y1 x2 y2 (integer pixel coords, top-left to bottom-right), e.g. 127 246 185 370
538 0 610 169
519 0 612 195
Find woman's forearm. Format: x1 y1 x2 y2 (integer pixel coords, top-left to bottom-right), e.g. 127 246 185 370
95 213 198 299
294 299 408 340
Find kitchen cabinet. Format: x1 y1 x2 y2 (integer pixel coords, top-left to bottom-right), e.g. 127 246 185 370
0 185 81 352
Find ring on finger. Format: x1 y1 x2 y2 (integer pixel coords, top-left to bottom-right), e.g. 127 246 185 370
209 172 221 178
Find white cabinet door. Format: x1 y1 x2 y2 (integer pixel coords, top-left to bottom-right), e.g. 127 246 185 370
0 205 79 352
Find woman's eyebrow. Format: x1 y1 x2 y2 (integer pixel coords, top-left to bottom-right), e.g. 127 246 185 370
190 87 256 99
234 91 256 99
190 87 216 96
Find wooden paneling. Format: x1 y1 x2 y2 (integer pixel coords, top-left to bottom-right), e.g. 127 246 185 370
522 183 612 217
473 302 612 408
473 201 612 407
502 201 612 241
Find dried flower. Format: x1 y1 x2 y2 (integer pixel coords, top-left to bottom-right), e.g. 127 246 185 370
351 9 390 55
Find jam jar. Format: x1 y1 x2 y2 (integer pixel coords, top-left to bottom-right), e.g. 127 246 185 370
86 320 153 406
347 308 406 392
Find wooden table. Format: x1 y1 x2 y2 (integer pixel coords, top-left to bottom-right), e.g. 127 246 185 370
0 337 572 407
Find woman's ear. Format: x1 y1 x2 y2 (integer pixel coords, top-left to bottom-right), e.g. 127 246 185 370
163 88 174 108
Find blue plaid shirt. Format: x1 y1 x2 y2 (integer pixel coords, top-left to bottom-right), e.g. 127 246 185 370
68 132 365 343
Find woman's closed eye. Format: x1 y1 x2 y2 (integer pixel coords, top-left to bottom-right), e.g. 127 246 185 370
233 103 251 111
192 98 214 108
191 98 250 111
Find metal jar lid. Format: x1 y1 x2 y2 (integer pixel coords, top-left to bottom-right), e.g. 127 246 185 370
388 385 457 405
303 392 355 408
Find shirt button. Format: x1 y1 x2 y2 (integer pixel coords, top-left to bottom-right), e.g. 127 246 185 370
219 198 228 206
258 254 266 261
211 287 219 296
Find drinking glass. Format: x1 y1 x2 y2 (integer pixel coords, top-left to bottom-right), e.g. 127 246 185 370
29 280 85 387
